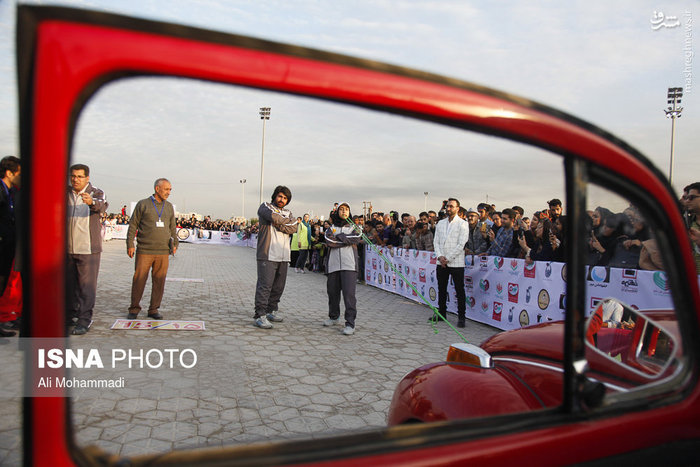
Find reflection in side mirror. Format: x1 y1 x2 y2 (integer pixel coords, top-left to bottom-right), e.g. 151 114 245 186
586 298 678 379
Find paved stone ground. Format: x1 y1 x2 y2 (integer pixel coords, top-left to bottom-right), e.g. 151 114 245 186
0 240 500 463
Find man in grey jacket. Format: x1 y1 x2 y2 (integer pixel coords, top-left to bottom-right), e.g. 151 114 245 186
253 185 297 329
126 178 178 320
67 164 108 335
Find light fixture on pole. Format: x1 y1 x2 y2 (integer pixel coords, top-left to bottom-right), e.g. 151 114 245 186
424 192 429 212
259 107 271 205
664 87 683 186
240 179 246 220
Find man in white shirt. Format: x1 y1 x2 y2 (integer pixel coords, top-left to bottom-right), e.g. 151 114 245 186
432 198 470 328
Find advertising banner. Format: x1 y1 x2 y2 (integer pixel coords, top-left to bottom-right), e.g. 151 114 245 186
363 246 677 331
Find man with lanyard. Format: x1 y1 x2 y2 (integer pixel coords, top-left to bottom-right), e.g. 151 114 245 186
0 156 20 337
126 178 178 320
431 197 470 328
67 164 108 335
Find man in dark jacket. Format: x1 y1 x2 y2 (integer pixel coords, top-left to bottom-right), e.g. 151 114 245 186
67 164 108 335
0 156 20 337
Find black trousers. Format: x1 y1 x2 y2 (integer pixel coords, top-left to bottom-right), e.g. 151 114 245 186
436 265 466 319
327 270 357 328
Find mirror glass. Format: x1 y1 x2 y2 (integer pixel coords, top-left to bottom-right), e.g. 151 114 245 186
585 298 679 380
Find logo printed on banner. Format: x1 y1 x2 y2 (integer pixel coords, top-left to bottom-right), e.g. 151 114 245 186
496 282 504 297
413 250 420 258
526 286 532 303
481 302 489 312
587 266 610 288
378 274 383 285
494 257 504 270
510 260 519 272
561 264 567 282
524 262 536 278
538 289 550 310
366 271 371 282
384 262 390 272
480 256 489 269
177 228 190 241
419 268 426 283
466 296 476 308
221 232 231 242
519 310 530 327
508 283 519 303
429 287 437 301
465 255 475 268
479 279 490 292
411 282 417 296
653 271 671 294
372 258 377 270
620 268 638 292
430 270 436 284
430 253 437 264
544 262 552 278
508 306 515 323
465 275 473 289
559 293 566 310
422 251 427 260
492 302 503 321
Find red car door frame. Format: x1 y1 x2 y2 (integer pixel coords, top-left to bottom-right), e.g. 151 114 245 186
17 6 700 466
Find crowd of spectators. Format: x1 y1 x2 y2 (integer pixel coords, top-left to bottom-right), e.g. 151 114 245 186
99 184 700 275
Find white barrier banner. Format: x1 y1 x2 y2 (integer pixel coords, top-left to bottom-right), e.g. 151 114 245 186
364 246 676 331
105 226 257 248
105 224 129 240
175 228 257 248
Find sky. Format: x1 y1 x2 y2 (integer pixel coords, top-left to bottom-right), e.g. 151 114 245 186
0 0 697 220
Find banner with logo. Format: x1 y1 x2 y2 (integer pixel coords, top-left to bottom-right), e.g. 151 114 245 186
105 224 129 240
174 228 256 247
363 246 677 331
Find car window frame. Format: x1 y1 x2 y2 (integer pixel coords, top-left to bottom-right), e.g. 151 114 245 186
16 5 700 465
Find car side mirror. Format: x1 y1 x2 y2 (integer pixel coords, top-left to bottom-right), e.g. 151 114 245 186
585 298 679 380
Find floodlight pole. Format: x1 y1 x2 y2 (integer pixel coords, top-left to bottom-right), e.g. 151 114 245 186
664 87 683 186
240 179 246 220
259 107 271 206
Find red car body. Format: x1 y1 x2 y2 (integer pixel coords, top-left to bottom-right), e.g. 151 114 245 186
388 310 682 425
15 5 700 466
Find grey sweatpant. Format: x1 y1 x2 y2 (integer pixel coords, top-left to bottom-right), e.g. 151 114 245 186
327 270 357 328
254 260 288 318
67 253 101 327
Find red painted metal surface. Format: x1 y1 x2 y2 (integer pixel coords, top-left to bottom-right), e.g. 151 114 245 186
22 11 700 466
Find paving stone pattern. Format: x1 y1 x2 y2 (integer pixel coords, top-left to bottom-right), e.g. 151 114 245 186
0 240 501 462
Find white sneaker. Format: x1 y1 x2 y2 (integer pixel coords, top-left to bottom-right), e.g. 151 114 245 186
267 312 284 322
323 318 340 326
300 269 306 274
255 316 273 329
342 326 355 336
